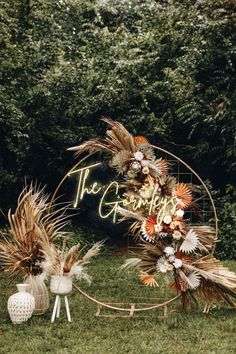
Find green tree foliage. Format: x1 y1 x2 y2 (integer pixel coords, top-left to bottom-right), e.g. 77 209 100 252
0 0 235 255
216 185 236 259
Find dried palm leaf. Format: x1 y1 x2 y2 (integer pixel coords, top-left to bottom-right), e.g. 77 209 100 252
178 269 201 290
68 138 112 156
187 225 217 250
180 229 199 254
136 144 155 161
128 221 142 241
195 278 236 307
0 185 47 277
141 215 157 243
149 158 169 177
182 256 236 304
138 244 164 274
139 271 159 287
110 150 131 174
176 183 192 209
191 256 236 289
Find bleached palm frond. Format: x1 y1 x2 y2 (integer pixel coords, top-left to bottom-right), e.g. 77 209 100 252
191 256 236 289
178 270 201 290
180 229 199 254
187 225 217 250
181 256 236 304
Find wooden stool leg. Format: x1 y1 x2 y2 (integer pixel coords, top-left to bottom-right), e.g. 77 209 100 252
51 295 59 323
64 295 71 322
56 296 61 318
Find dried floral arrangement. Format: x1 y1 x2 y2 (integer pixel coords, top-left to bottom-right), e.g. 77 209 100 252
0 185 69 279
70 118 236 312
0 184 70 313
40 237 104 283
0 184 103 315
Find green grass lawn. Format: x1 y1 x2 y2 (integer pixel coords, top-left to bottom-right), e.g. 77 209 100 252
0 255 235 354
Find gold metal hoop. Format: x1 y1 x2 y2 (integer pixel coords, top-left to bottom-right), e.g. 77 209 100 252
51 145 218 315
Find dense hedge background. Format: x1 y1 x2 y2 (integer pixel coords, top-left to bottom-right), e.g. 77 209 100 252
0 0 235 257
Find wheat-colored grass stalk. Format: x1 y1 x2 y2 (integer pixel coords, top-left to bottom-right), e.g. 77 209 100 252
68 117 136 156
79 240 105 265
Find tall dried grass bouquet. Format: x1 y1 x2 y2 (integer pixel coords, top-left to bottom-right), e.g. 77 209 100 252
0 184 70 314
40 238 104 284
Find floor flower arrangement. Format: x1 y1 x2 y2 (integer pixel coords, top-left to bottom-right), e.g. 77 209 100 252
0 184 103 322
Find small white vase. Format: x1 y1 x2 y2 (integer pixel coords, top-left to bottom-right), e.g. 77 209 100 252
7 284 35 324
50 276 72 295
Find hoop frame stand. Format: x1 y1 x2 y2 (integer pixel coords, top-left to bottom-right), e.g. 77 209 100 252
95 303 168 318
50 146 218 319
73 284 181 319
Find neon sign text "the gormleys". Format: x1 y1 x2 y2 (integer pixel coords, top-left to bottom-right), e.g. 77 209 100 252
68 163 179 223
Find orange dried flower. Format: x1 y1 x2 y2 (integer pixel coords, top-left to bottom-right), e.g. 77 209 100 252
176 183 192 209
134 136 149 145
139 272 159 287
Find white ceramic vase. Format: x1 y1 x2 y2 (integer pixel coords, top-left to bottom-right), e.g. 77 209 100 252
7 284 35 324
50 275 72 295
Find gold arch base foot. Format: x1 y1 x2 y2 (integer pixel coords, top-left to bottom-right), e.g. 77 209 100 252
95 303 168 319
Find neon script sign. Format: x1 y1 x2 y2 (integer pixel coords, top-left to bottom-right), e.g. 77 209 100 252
68 163 180 223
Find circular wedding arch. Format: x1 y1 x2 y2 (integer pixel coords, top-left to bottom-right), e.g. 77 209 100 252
50 145 218 315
